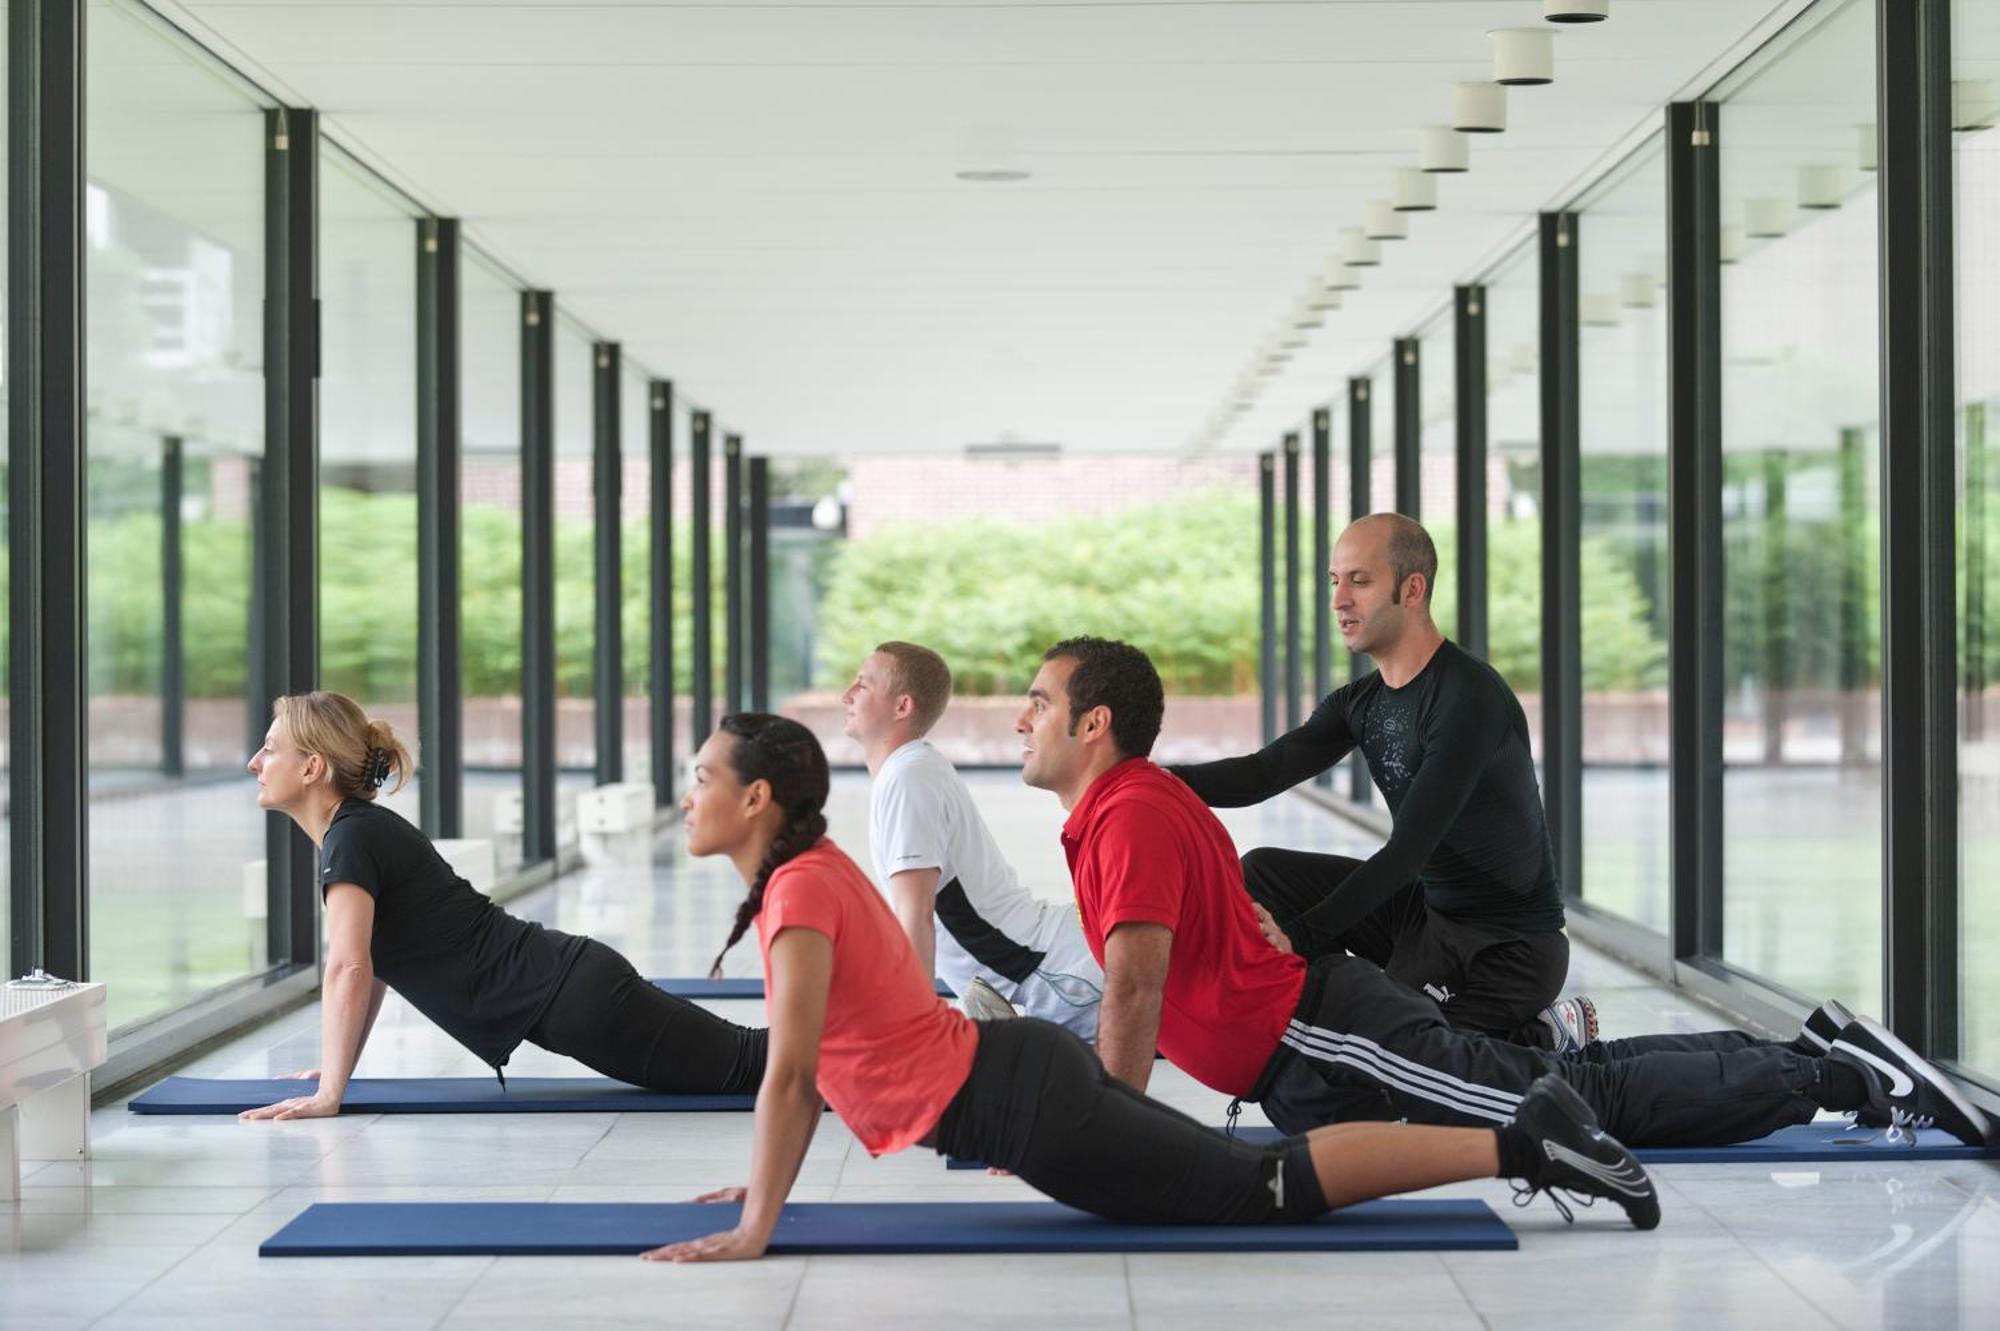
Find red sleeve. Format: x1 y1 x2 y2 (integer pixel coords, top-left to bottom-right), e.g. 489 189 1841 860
760 860 844 944
1086 797 1189 935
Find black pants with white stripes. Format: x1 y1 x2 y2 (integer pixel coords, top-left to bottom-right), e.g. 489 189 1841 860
931 1018 1327 1224
1255 954 1821 1148
1240 849 1568 1048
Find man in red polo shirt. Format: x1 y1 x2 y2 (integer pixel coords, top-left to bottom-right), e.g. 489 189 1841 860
1014 636 1991 1152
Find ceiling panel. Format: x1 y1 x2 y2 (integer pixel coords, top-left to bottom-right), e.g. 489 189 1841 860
158 0 1804 453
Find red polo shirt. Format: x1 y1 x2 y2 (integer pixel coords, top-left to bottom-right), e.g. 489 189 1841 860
1062 758 1307 1096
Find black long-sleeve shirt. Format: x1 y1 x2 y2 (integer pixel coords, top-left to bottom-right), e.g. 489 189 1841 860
1169 640 1563 948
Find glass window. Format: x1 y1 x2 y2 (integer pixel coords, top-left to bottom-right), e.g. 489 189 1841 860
319 149 421 825
1363 357 1395 516
554 317 597 824
85 0 269 1026
1956 0 2000 1075
621 364 653 783
1717 0 1881 1011
460 249 526 864
1576 140 1671 931
1417 314 1458 636
1486 244 1544 720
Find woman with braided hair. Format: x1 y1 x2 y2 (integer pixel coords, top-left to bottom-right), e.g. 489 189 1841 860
643 712 1656 1263
238 690 767 1121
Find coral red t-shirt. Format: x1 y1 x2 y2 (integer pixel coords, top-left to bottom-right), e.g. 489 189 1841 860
1063 758 1307 1097
755 838 979 1155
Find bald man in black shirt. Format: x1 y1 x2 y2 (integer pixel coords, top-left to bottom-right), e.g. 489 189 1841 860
1170 514 1591 1052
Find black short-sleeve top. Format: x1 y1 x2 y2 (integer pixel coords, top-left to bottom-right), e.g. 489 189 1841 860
318 799 586 1068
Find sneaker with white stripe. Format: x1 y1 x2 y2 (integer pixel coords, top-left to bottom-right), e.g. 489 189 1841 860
1503 1074 1660 1231
1827 1017 1993 1148
1536 995 1599 1055
1794 998 1856 1054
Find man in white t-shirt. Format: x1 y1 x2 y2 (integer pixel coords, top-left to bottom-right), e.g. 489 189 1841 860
841 641 1103 1037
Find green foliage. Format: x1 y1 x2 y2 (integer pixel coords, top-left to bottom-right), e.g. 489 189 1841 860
814 489 1665 697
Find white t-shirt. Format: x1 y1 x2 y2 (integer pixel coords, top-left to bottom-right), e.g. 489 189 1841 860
868 740 1101 1034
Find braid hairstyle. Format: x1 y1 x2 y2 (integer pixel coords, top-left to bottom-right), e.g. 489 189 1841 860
707 712 832 979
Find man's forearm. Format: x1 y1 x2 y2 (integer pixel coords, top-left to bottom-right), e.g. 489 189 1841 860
1096 985 1162 1092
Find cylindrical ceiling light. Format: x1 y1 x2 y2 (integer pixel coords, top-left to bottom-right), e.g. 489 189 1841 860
1363 199 1408 240
1544 0 1608 21
1490 28 1555 86
1325 258 1363 290
1619 273 1654 309
1453 81 1508 133
1341 226 1381 266
1309 282 1344 313
1797 163 1843 210
1293 292 1326 327
1744 197 1789 239
1392 167 1438 211
1417 124 1471 172
1581 294 1621 327
1857 124 1877 172
1954 80 1998 131
1719 224 1743 264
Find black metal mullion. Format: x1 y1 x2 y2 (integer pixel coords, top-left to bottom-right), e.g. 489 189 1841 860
7 0 88 978
592 342 624 785
260 106 320 967
1454 285 1489 656
520 291 557 864
724 434 744 714
1311 406 1332 787
1347 377 1372 802
1875 0 1957 1055
1282 432 1302 732
690 411 714 749
416 217 463 837
161 436 186 779
649 380 675 805
1539 211 1582 905
749 457 771 713
1666 101 1725 963
1259 452 1277 746
1394 338 1421 519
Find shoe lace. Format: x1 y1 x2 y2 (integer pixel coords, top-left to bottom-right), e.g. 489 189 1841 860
1509 1181 1597 1225
1842 1107 1931 1147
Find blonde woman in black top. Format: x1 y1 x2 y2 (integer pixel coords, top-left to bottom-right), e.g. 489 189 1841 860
239 690 766 1120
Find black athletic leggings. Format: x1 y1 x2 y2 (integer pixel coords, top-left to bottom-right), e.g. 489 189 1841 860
929 1018 1327 1225
525 938 768 1095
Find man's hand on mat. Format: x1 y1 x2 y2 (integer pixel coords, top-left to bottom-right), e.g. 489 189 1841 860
277 1068 321 1080
690 1186 748 1204
237 1092 341 1121
640 1227 768 1263
1251 903 1294 954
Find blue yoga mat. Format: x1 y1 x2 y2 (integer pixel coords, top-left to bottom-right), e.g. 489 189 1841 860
651 976 955 1000
949 1120 1996 1169
128 1076 757 1115
259 1198 1515 1257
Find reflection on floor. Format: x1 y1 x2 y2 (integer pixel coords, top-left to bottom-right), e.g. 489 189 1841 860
8 774 1994 1330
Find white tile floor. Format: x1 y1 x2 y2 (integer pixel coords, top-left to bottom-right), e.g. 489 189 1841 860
7 775 1996 1330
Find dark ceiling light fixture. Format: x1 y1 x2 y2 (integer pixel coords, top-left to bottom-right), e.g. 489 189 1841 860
1544 1 1608 21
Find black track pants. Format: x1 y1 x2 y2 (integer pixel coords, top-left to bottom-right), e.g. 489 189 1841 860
525 938 769 1094
931 1019 1327 1225
1257 955 1820 1148
1240 847 1568 1048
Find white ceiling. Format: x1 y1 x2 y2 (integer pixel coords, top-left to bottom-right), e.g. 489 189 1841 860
156 0 1809 455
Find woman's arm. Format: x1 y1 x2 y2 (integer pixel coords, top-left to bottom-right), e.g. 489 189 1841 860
240 884 378 1121
642 925 832 1262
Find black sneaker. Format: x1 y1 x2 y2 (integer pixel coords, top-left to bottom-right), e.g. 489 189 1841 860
1826 1017 1993 1148
1793 998 1857 1055
1504 1074 1660 1231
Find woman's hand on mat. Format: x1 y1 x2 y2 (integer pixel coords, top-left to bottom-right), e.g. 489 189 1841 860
1252 904 1294 955
690 1186 748 1204
237 1092 341 1121
640 1226 768 1263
